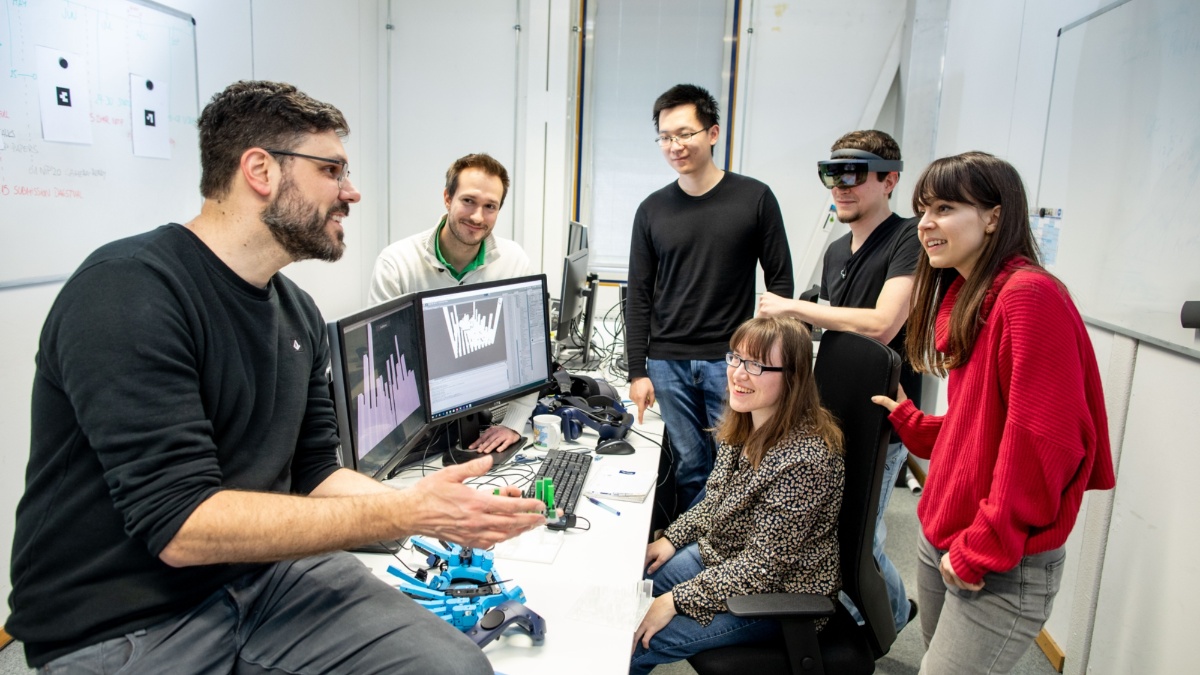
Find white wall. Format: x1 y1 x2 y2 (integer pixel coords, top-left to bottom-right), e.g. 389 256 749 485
734 0 907 292
251 0 386 319
1087 340 1200 674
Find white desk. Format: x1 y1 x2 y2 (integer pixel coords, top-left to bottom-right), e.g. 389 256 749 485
356 414 664 675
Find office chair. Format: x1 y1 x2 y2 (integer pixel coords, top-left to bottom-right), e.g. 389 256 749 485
688 330 901 675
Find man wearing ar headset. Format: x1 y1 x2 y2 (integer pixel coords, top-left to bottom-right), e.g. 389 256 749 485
758 130 922 633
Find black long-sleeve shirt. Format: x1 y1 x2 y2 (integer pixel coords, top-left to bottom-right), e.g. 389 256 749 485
626 172 794 378
7 225 340 667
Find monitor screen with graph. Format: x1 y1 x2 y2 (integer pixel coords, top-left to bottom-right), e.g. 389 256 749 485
327 295 432 479
416 275 551 430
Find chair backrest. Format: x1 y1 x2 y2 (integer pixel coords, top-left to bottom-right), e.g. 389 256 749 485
812 330 901 658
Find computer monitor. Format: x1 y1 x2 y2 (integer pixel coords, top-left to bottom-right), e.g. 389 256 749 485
327 294 433 480
416 275 552 452
555 247 598 364
567 220 589 254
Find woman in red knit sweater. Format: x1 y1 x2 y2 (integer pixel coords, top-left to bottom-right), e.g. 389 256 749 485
873 151 1115 674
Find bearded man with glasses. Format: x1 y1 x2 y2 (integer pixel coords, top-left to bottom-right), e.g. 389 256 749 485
7 81 543 674
626 83 793 519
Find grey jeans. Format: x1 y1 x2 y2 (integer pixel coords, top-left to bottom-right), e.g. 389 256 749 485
39 552 491 675
917 533 1065 675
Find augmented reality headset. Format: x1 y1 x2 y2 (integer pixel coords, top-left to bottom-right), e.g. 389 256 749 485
817 149 903 188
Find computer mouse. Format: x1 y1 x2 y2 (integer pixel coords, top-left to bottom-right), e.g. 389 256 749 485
595 438 635 455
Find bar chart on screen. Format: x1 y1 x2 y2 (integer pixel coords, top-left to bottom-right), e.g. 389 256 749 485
357 332 422 458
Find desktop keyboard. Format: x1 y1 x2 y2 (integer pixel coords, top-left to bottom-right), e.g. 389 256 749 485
524 449 593 515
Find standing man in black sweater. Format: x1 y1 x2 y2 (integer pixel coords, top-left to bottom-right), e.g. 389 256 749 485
7 81 546 674
626 84 793 513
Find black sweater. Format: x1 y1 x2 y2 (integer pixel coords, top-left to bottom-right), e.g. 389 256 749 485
626 172 794 378
7 225 340 666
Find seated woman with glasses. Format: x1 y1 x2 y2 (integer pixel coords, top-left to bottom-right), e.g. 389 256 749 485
630 316 845 675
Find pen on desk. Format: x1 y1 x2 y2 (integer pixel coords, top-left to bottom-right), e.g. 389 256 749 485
586 495 621 516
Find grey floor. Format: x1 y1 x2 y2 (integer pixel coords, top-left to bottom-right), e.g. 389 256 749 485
0 476 1060 675
649 477 1059 675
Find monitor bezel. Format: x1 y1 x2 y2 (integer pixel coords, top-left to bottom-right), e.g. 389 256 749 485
326 293 434 480
414 274 553 426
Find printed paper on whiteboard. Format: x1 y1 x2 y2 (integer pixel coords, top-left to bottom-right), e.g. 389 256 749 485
36 46 93 145
130 74 170 158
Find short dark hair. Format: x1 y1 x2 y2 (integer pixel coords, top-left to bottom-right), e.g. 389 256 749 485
197 81 349 199
445 153 511 208
652 84 720 133
831 130 902 192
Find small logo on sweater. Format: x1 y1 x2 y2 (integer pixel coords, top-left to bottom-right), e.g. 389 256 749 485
293 339 301 351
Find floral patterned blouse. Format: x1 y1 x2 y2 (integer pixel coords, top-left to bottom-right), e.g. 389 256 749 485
664 427 844 626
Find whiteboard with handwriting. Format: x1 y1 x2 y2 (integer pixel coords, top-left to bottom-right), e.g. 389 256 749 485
1037 0 1200 358
0 0 198 287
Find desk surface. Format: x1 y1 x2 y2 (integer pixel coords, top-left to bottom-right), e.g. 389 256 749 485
356 412 664 675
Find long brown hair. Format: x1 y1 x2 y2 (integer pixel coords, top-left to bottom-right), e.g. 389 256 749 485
907 152 1043 375
714 317 844 468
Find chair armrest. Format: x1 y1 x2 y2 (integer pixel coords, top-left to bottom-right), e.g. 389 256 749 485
725 593 836 619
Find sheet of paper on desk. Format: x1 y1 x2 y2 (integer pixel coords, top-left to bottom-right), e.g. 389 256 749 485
584 465 655 503
493 527 564 564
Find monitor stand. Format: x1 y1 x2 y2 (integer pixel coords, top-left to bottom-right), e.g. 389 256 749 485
441 411 528 469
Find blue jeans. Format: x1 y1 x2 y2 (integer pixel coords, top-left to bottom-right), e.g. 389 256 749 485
39 552 490 675
630 543 781 675
843 440 911 631
916 533 1065 674
646 358 728 511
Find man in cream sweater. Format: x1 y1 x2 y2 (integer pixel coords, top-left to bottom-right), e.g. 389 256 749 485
369 153 534 452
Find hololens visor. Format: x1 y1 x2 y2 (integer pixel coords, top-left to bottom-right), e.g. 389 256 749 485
817 149 903 188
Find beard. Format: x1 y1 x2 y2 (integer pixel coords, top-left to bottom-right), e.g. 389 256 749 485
261 176 347 262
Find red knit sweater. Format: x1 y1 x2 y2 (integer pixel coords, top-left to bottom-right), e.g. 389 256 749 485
890 259 1116 584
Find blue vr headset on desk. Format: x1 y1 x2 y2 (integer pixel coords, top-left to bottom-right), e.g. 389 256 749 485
534 371 633 442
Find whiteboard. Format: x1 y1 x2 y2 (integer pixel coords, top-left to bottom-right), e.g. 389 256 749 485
1037 0 1200 359
0 0 199 288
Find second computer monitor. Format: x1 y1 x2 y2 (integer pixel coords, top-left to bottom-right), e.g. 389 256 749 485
416 275 552 445
567 220 589 254
327 295 431 479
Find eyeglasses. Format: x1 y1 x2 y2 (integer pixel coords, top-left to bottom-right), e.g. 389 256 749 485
654 127 711 147
264 149 351 189
726 352 784 376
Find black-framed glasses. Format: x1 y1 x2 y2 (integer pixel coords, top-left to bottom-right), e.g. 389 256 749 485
654 127 711 147
264 149 351 189
726 352 783 376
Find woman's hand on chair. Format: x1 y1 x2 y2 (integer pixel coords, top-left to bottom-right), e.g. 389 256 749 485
871 382 908 412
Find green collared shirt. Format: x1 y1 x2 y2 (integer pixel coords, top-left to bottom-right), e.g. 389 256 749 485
434 216 487 281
